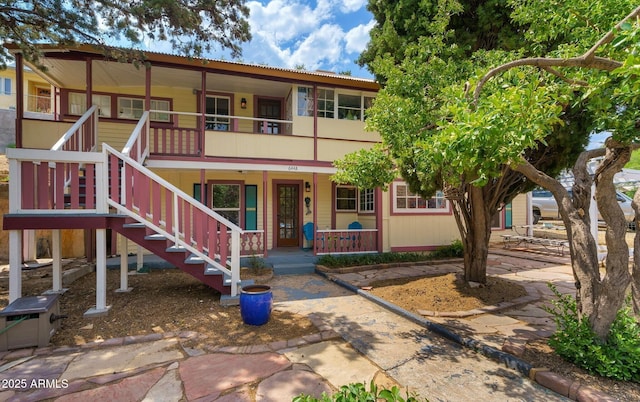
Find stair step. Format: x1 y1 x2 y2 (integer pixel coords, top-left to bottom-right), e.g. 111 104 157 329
272 262 316 276
184 254 206 265
144 233 167 241
166 245 186 253
123 222 146 229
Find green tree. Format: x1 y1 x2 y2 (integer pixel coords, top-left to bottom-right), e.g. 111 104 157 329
338 0 640 342
0 0 251 69
337 0 588 283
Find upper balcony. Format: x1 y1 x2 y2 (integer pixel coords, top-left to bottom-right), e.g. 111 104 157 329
16 49 380 166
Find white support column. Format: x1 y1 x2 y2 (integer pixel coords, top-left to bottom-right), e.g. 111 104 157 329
116 234 132 292
230 230 241 297
44 230 67 295
9 230 22 303
136 245 144 272
84 228 111 316
22 230 36 262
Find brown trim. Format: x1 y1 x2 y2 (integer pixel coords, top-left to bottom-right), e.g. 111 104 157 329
150 154 335 168
3 214 113 230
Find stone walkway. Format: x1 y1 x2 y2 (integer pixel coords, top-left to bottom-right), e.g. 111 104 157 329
0 249 616 401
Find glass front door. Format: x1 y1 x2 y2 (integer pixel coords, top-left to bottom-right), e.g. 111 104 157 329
277 184 299 247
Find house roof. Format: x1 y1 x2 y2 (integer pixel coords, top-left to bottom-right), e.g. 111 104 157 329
4 43 380 94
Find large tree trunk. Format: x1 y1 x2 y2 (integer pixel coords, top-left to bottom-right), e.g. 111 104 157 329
512 143 633 341
451 184 491 283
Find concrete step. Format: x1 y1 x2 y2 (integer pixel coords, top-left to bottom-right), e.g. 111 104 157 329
272 262 316 276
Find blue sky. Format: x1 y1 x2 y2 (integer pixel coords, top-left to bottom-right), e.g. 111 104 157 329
141 0 375 79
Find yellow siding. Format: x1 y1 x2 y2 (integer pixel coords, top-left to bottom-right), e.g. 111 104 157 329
205 131 314 160
317 138 374 162
22 120 74 149
317 118 380 142
97 122 137 151
292 116 314 137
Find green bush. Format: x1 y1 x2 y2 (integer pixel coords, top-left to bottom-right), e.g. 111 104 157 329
545 284 640 382
316 240 463 268
292 381 423 402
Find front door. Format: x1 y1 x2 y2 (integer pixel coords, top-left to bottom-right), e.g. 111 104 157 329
256 98 281 134
277 184 299 247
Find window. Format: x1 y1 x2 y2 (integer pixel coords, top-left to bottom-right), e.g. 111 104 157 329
336 186 357 211
118 97 144 119
69 93 112 117
393 182 448 213
211 183 241 225
359 189 375 212
2 78 11 95
363 96 374 120
297 86 314 116
206 96 230 131
150 99 170 122
317 89 334 118
338 94 361 120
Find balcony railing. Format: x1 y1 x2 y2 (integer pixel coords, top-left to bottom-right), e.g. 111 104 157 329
149 110 293 157
25 94 52 114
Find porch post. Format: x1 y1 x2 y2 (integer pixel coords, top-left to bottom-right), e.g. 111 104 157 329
8 230 22 303
136 245 144 271
84 228 111 316
200 70 206 158
375 187 383 253
50 229 64 293
15 53 23 148
117 234 132 292
313 173 318 255
263 170 268 256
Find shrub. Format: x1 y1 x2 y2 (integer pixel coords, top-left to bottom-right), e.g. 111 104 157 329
544 283 640 382
292 381 423 402
316 240 463 269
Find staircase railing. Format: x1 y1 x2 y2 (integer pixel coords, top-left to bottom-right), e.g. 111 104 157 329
121 111 150 164
50 105 98 152
103 144 241 296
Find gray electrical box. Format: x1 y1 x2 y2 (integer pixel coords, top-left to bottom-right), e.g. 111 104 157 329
0 295 61 351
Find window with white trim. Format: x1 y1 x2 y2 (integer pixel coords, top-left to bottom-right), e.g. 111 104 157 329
69 93 112 117
393 182 448 213
211 183 241 225
118 97 144 120
150 99 170 122
317 89 334 118
359 188 375 212
205 95 230 131
336 186 357 211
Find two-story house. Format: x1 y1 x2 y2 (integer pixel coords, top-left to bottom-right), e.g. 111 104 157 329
2 44 526 314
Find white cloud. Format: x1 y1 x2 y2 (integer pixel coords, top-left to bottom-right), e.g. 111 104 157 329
344 20 374 54
285 24 345 70
336 0 367 13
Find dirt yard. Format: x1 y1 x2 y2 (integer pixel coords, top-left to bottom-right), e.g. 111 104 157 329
0 259 638 401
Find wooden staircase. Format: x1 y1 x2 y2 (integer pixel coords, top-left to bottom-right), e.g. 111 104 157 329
109 217 235 295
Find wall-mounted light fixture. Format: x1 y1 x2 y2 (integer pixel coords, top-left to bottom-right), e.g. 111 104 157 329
305 181 311 192
240 98 247 109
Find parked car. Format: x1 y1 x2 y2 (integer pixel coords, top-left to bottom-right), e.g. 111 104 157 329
531 188 635 228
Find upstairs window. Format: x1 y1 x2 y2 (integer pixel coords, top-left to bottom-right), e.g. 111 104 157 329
69 93 112 117
317 89 334 118
2 78 11 95
297 86 314 116
206 95 231 131
338 94 361 120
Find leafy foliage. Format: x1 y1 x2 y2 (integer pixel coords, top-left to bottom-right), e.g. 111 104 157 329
544 284 640 382
317 241 463 269
0 0 251 69
292 380 423 402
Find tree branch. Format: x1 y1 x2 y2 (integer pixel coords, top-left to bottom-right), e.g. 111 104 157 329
471 5 640 105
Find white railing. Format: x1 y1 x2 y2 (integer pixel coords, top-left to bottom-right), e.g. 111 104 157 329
122 111 150 163
104 144 242 296
50 105 98 152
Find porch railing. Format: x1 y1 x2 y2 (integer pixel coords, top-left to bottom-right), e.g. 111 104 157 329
148 110 293 157
7 148 106 214
315 229 378 255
